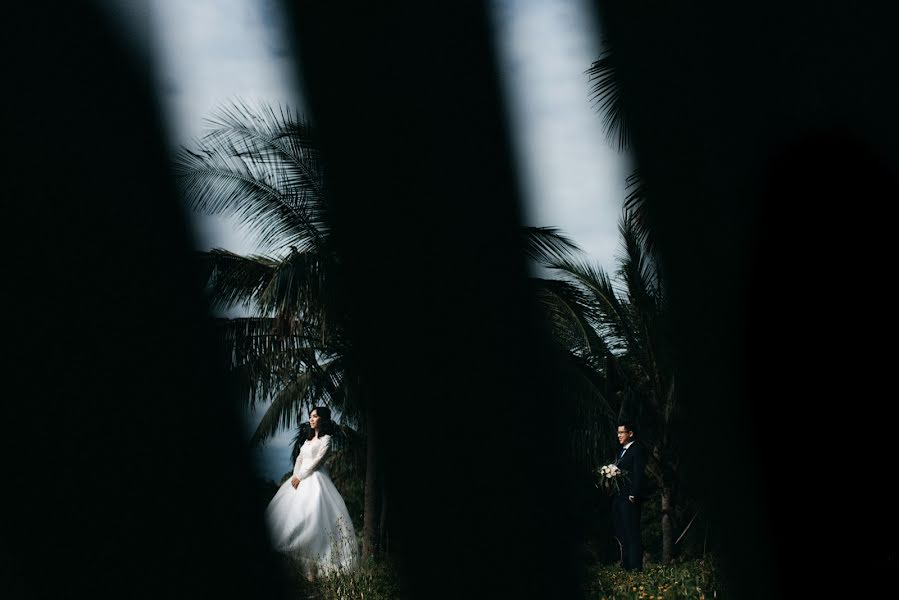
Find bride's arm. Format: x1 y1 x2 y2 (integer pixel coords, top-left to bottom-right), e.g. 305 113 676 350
296 436 332 480
289 448 304 487
293 451 304 477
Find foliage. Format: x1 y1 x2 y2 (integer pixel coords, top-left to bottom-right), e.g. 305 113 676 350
586 559 722 599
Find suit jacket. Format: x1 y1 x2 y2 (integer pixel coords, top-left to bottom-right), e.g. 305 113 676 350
615 442 649 501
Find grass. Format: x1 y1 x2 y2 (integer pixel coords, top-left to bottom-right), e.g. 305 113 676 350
585 559 722 599
288 554 401 600
283 552 719 599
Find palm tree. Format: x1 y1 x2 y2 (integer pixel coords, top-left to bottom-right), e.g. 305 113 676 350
172 100 385 553
536 209 680 563
589 48 681 561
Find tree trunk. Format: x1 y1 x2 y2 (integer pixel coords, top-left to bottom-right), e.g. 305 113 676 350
362 403 379 558
379 469 388 553
660 487 674 563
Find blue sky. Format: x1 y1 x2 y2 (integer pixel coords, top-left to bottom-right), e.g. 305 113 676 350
106 0 628 482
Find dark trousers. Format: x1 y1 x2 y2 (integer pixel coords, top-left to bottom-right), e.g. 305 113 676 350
612 496 643 570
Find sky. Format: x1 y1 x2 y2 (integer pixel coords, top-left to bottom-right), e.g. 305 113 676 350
490 0 631 267
106 0 628 482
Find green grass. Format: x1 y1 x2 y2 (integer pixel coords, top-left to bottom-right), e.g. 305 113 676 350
585 559 722 599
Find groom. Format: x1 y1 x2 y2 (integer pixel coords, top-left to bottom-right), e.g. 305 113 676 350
612 420 648 571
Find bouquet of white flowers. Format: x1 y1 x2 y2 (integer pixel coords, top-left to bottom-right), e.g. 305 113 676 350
595 463 628 495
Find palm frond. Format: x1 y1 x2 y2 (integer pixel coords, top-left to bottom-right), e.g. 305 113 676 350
213 316 344 407
202 100 329 246
249 354 347 445
174 144 315 250
250 373 313 445
617 212 670 405
623 169 657 255
617 213 659 317
522 226 582 264
623 169 646 218
199 246 337 336
255 248 331 320
533 277 609 359
216 318 336 362
547 257 638 353
204 100 323 189
295 351 347 408
588 46 630 152
198 249 279 311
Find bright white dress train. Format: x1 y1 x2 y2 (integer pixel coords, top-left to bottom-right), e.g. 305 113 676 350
265 434 358 576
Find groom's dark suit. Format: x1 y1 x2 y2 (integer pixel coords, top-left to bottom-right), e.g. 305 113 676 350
612 441 649 570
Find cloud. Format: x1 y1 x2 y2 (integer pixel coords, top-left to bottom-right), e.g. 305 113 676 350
149 0 303 147
490 0 629 275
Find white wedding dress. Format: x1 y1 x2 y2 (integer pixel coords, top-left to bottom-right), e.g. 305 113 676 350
265 434 358 576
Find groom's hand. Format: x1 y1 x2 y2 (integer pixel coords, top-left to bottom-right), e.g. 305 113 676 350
291 476 301 489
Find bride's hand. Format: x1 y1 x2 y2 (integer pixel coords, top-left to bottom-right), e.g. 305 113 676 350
291 476 300 489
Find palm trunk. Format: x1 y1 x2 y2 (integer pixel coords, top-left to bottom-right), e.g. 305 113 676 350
378 471 388 553
660 486 674 563
362 403 379 557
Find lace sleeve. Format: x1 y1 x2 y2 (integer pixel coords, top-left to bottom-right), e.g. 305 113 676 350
296 435 331 480
292 450 304 477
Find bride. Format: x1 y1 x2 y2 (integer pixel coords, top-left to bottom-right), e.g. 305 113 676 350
265 407 358 577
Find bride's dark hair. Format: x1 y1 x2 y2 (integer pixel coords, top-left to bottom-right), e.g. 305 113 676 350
305 406 336 440
292 407 345 463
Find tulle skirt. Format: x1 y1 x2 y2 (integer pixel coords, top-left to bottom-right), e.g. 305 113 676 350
265 469 358 576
